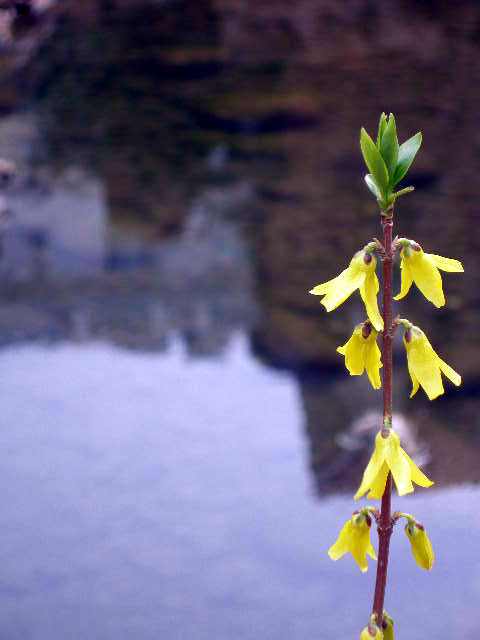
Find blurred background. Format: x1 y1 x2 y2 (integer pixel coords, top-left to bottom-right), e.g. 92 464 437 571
0 1 479 638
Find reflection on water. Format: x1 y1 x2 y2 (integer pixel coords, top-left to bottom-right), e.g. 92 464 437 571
0 0 478 533
0 131 255 352
0 338 479 639
5 0 474 374
3 170 107 279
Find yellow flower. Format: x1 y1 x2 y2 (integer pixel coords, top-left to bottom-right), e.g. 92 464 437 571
405 519 434 570
360 623 383 640
354 429 433 500
328 510 376 573
337 322 382 389
394 239 463 308
310 249 383 331
382 612 394 640
403 324 461 400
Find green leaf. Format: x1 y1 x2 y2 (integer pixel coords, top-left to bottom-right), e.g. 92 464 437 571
376 112 387 148
360 127 389 196
393 186 414 199
380 113 399 182
364 174 380 199
392 132 422 185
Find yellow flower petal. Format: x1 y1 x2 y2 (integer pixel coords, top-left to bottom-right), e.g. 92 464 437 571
328 520 352 560
350 536 370 573
405 521 434 570
407 360 420 398
405 329 444 400
437 356 461 387
317 268 365 311
393 256 413 301
385 439 414 497
428 254 464 273
354 434 387 499
403 326 461 400
366 461 389 500
337 328 366 375
410 355 443 400
365 339 382 390
360 272 384 331
309 274 338 295
410 252 444 307
366 541 377 560
403 450 434 489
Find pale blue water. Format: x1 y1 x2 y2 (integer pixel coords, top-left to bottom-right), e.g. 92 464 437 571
0 336 478 639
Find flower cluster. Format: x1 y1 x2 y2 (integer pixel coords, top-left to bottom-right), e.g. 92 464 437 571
309 114 462 637
310 244 463 399
329 430 435 575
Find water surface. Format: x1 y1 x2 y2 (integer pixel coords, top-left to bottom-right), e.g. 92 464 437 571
0 2 479 638
1 338 479 639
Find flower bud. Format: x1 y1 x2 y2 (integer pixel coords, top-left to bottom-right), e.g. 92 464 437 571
360 622 383 639
382 611 394 640
405 519 434 570
361 321 372 339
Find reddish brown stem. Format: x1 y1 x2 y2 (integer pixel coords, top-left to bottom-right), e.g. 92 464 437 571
372 211 394 626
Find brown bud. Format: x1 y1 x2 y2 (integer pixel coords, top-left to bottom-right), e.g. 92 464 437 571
362 322 372 339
